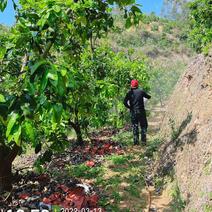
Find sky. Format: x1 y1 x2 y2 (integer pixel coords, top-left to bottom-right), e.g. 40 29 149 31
0 0 164 26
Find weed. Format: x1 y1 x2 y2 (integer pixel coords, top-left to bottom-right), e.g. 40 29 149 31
203 203 212 212
203 159 211 176
145 137 162 158
170 182 186 211
112 130 132 146
67 164 103 179
112 191 123 203
105 175 122 190
111 155 129 165
151 23 159 31
126 184 140 198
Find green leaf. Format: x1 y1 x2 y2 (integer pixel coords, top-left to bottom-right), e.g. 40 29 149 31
40 70 49 92
61 69 67 77
37 12 50 28
131 5 141 13
27 82 36 96
0 94 6 103
52 104 63 123
24 121 35 143
31 60 47 75
0 47 6 60
53 5 61 13
48 68 58 89
47 71 58 81
57 74 66 96
0 0 8 12
6 113 19 138
125 17 132 29
13 125 22 146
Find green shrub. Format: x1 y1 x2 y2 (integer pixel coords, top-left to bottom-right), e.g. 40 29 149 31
171 183 186 211
67 164 103 179
111 155 129 165
188 0 212 53
151 23 159 32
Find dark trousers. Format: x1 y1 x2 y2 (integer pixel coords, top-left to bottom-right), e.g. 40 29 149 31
131 111 148 145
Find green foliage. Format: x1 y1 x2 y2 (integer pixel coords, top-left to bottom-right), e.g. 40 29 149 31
110 155 129 165
171 182 186 211
0 0 148 168
67 164 103 179
145 137 162 158
203 204 212 212
188 0 212 53
125 184 140 198
112 130 132 146
151 23 159 32
0 0 7 12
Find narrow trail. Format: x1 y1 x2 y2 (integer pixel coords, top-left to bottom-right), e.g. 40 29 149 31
144 104 172 212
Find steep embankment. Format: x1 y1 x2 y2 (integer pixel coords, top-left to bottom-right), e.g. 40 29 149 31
156 51 212 211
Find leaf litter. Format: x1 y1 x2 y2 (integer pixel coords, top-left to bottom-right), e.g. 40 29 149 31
0 134 124 211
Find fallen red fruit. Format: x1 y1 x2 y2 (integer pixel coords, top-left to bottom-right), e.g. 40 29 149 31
57 184 70 193
42 197 51 204
97 149 104 155
103 143 111 150
88 194 99 207
19 193 29 200
85 160 95 167
65 188 86 209
48 192 62 201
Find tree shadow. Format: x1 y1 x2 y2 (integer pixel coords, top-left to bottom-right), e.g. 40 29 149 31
156 112 198 177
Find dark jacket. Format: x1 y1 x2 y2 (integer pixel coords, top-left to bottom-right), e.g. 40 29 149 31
124 88 151 113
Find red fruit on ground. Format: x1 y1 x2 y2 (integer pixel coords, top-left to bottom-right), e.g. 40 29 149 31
88 194 99 207
103 143 111 150
42 197 51 204
57 184 70 193
65 188 86 209
84 146 90 153
85 160 95 167
48 192 62 201
97 149 104 155
19 193 29 200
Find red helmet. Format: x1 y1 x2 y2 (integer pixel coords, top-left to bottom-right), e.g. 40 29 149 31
131 79 138 88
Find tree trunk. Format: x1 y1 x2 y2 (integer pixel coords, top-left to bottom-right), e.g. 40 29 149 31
69 121 84 146
0 143 20 192
75 124 84 146
0 161 12 192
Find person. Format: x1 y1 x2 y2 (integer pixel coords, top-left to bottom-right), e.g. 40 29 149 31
124 79 151 145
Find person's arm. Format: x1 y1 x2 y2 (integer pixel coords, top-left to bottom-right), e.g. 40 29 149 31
143 91 151 99
124 91 131 109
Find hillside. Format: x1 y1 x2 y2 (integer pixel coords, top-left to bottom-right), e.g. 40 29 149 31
155 50 212 211
102 13 196 105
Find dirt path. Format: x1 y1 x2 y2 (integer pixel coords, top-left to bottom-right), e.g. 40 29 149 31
144 104 173 212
